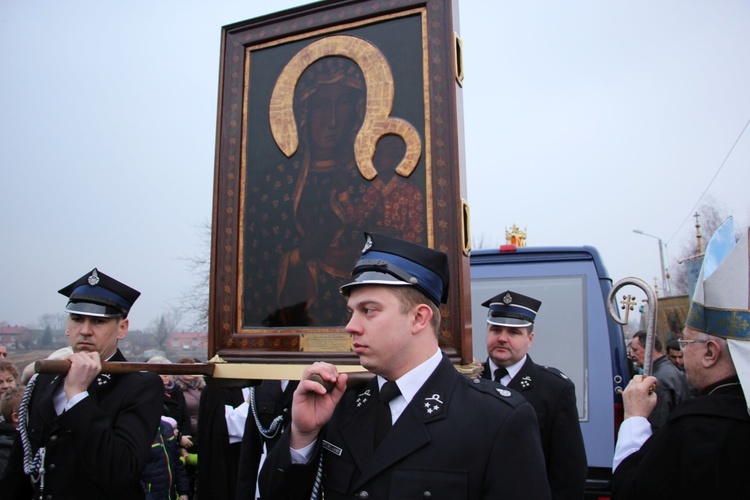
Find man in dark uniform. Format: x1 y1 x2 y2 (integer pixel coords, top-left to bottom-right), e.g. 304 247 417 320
260 232 550 499
481 290 587 500
236 379 298 500
197 383 246 500
612 219 750 499
0 268 164 499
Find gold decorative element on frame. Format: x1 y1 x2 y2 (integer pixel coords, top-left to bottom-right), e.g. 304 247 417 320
270 34 422 181
299 333 354 353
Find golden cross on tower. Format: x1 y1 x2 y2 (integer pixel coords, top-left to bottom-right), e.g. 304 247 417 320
619 294 638 324
694 212 703 254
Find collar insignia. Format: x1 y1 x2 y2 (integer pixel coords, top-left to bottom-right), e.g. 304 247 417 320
520 376 532 390
423 393 444 415
95 373 112 387
496 388 512 397
355 389 371 408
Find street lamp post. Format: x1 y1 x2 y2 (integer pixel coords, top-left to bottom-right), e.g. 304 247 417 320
633 229 671 296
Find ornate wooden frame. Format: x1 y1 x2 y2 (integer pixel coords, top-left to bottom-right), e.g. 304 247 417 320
209 0 471 364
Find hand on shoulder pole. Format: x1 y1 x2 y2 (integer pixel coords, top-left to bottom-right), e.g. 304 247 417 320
63 351 102 400
290 362 349 449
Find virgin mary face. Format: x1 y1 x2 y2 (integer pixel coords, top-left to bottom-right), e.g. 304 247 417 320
308 81 360 157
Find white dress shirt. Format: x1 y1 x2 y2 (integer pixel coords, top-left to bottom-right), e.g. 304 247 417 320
612 416 652 471
487 355 527 386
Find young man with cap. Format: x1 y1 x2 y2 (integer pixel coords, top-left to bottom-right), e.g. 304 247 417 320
612 218 750 498
480 290 587 500
260 233 550 500
0 268 164 499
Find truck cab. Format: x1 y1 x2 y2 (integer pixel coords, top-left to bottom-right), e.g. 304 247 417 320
470 245 630 498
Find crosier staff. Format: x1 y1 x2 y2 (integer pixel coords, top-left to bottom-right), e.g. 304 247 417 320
608 277 658 377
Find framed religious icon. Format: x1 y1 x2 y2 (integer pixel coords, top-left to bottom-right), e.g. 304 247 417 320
209 0 472 365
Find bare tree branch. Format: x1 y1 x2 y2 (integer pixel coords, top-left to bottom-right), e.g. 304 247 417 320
149 309 184 351
176 219 212 331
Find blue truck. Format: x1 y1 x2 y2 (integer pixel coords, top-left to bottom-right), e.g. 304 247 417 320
469 245 632 499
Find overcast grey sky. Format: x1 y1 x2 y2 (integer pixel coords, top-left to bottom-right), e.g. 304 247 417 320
1 0 748 331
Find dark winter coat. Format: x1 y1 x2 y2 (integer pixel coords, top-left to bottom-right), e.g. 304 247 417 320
0 349 163 499
613 377 750 499
141 419 191 499
483 355 588 500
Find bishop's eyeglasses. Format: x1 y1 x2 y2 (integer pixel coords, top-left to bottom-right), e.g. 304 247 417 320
677 339 708 351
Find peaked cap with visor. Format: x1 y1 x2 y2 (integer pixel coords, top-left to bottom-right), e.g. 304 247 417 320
339 232 449 306
58 268 140 318
481 290 541 328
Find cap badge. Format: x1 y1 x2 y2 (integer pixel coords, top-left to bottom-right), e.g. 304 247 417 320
361 235 373 254
355 389 371 408
88 270 100 286
423 393 444 414
496 388 512 397
503 292 513 305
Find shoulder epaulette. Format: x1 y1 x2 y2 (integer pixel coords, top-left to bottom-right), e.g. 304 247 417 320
466 377 526 408
540 365 571 381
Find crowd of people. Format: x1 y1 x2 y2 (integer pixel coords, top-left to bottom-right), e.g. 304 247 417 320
0 219 749 499
0 359 22 479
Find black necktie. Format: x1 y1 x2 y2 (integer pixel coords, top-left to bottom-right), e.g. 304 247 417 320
375 381 401 448
494 367 508 383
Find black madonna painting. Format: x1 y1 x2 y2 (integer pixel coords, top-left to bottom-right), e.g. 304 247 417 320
242 21 428 328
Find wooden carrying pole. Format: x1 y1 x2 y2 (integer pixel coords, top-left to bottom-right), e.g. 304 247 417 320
34 359 374 391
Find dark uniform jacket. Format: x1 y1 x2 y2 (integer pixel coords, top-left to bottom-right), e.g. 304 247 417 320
236 380 297 500
612 377 750 499
197 384 246 500
0 349 163 499
260 354 551 500
483 355 587 500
